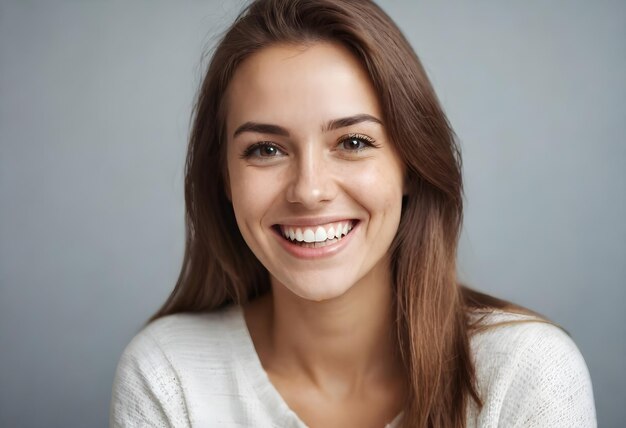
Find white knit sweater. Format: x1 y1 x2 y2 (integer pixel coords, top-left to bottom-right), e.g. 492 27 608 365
109 305 596 427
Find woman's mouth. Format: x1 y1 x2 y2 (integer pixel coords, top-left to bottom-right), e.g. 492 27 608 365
273 220 358 249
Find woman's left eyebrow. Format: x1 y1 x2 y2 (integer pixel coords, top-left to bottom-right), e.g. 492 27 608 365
322 114 383 132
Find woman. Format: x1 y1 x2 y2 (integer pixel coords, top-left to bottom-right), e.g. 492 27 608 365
110 0 596 426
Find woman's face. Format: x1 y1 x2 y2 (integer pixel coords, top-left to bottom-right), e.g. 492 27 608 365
225 42 405 302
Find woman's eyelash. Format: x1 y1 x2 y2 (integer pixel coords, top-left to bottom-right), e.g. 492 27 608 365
240 142 285 159
337 133 380 151
240 134 379 159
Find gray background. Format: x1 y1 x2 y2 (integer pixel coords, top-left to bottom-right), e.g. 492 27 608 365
1 0 624 426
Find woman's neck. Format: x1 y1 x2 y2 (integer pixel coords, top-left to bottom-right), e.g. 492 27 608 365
244 256 404 397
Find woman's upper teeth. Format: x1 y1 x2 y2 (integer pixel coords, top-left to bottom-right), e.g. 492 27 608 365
280 221 354 243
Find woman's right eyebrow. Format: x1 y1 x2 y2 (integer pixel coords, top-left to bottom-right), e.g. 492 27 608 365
233 122 290 138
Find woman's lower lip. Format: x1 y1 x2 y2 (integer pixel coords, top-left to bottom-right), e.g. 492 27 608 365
272 222 359 259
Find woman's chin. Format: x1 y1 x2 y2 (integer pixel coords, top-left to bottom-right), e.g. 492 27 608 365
278 277 355 303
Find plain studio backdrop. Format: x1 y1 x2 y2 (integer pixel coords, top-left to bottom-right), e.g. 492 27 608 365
1 1 624 427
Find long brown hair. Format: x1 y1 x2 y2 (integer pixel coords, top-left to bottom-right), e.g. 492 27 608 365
151 0 534 426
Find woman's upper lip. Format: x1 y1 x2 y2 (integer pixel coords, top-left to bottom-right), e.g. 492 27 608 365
273 216 359 227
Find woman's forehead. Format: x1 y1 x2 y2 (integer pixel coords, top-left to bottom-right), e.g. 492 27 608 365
224 42 383 138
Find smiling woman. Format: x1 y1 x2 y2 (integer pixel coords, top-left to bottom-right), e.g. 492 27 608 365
109 1 596 427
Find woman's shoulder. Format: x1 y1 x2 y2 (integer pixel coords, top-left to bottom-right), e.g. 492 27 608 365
119 305 242 365
110 305 245 427
467 309 597 427
469 309 581 362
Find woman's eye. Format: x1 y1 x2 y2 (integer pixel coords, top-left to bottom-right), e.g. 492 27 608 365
242 142 286 159
338 134 377 152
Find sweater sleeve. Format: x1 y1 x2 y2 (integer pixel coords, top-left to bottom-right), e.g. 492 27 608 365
498 322 597 428
109 328 190 428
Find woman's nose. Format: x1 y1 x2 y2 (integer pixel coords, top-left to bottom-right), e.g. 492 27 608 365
285 148 337 209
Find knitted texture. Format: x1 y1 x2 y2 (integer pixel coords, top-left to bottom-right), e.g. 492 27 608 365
110 306 596 427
